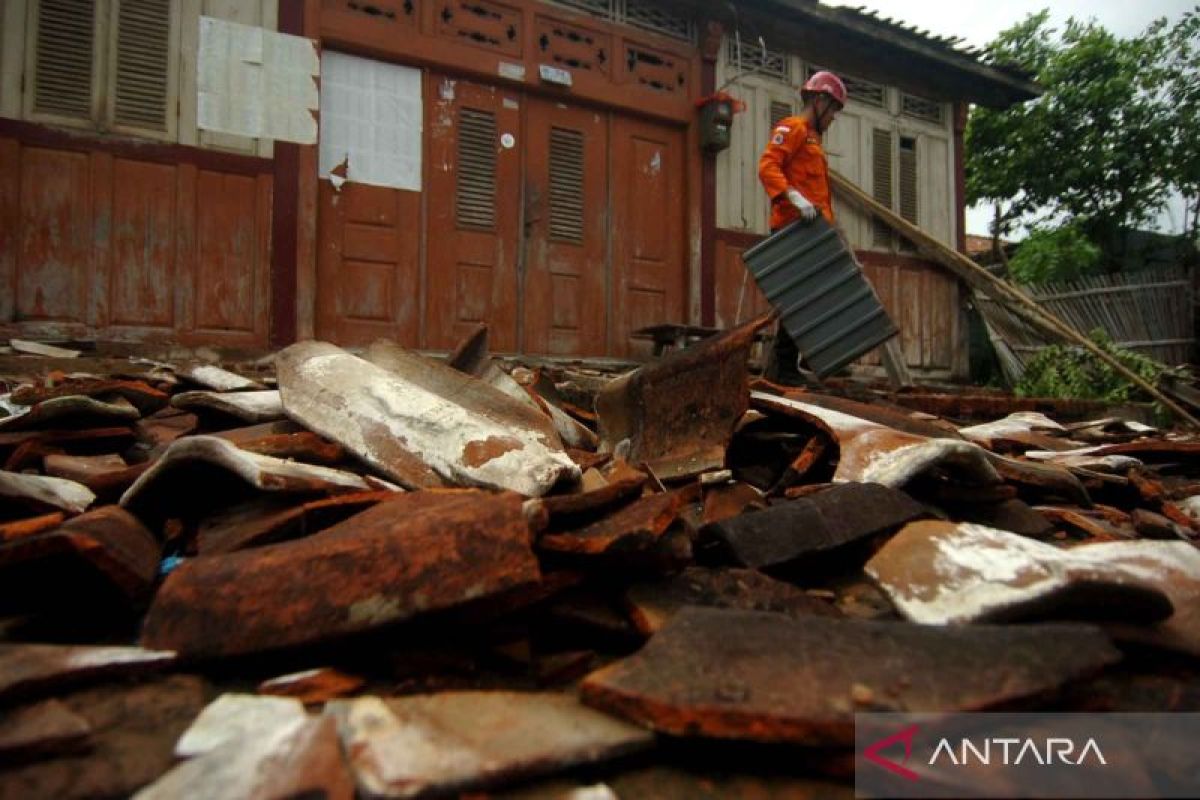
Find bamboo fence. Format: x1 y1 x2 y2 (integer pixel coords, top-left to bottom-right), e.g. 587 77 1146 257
975 268 1195 385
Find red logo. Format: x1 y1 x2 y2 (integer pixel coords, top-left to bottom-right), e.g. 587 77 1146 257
864 724 922 782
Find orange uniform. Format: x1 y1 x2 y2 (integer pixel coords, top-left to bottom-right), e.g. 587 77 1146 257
758 116 834 230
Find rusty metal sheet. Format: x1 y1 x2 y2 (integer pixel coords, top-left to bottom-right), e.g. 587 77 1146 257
580 606 1120 746
169 390 285 423
751 391 1000 488
140 491 541 658
595 316 771 481
120 435 393 525
0 506 159 610
958 412 1070 451
700 483 926 572
623 566 839 637
259 668 365 705
538 487 695 558
0 513 65 543
0 471 94 517
11 379 168 415
0 643 176 704
176 364 266 391
758 385 962 440
0 675 207 800
865 521 1174 625
277 341 579 495
326 692 653 798
0 395 141 432
175 694 308 758
135 714 352 800
990 454 1092 506
0 699 91 764
196 491 393 554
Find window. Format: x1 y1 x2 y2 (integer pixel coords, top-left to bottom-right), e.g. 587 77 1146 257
456 107 498 230
871 128 893 248
901 92 944 125
871 130 920 251
546 0 693 42
24 0 178 139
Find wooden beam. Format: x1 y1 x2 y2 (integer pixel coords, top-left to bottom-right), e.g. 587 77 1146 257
829 169 1200 429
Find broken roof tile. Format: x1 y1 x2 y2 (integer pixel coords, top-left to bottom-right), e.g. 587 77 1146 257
169 390 285 423
623 566 840 636
1033 505 1138 541
196 491 393 554
119 435 392 525
0 471 94 517
140 491 540 658
538 486 695 559
327 692 653 798
701 481 766 526
751 392 1000 488
699 482 925 571
135 714 352 800
0 512 65 543
0 395 141 433
865 521 1175 625
42 453 127 483
258 667 365 705
596 316 771 481
1095 541 1200 657
0 698 91 765
581 607 1119 746
0 505 159 610
175 693 308 758
176 364 266 392
0 643 176 704
11 378 168 415
524 477 647 532
277 341 578 495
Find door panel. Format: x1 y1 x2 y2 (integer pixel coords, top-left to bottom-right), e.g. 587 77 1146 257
425 75 521 351
523 99 607 356
315 181 421 347
610 115 686 357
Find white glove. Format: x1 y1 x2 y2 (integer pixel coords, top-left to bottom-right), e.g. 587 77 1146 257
785 188 818 222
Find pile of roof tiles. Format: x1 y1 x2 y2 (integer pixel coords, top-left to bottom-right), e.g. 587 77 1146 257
1 317 1198 799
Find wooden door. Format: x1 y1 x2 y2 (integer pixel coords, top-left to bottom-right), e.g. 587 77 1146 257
521 98 607 356
610 114 686 357
424 74 521 351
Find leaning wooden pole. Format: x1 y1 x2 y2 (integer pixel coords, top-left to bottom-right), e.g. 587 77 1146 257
828 169 1200 429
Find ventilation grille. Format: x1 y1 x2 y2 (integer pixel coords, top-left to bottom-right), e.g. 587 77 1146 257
34 0 95 120
872 128 894 248
548 127 585 244
456 108 497 230
113 0 171 130
623 0 692 41
769 100 793 127
549 0 614 16
726 38 789 81
901 93 943 124
898 136 917 250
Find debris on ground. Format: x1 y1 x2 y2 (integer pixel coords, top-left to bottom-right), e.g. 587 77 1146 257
1 329 1198 797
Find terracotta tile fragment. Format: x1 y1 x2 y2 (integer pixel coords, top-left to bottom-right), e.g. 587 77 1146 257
0 675 207 800
624 566 840 636
327 692 653 798
700 482 925 570
175 694 308 758
0 643 176 704
581 607 1119 746
258 668 366 704
169 390 285 423
140 491 540 658
866 521 1174 624
11 378 168 415
0 699 91 764
0 513 64 543
526 477 646 532
701 481 766 525
538 486 695 558
196 491 393 554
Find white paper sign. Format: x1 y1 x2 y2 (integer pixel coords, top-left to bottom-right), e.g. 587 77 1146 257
197 16 319 144
318 51 423 192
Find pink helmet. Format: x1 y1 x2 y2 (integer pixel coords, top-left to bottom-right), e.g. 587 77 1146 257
802 70 847 108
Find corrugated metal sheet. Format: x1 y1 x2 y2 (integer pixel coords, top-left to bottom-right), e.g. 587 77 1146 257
742 218 898 377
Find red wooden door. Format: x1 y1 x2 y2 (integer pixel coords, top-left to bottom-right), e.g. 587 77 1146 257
521 98 608 356
610 114 686 357
424 74 521 351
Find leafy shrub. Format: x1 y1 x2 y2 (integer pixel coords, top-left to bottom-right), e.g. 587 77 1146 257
1015 329 1166 402
1008 225 1102 284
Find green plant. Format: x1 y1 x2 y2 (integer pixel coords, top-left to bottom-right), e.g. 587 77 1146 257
1015 329 1167 402
1008 224 1102 284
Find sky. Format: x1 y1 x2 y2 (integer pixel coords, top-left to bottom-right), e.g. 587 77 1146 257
833 0 1196 236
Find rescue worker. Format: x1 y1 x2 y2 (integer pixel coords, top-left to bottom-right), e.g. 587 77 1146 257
757 70 847 385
